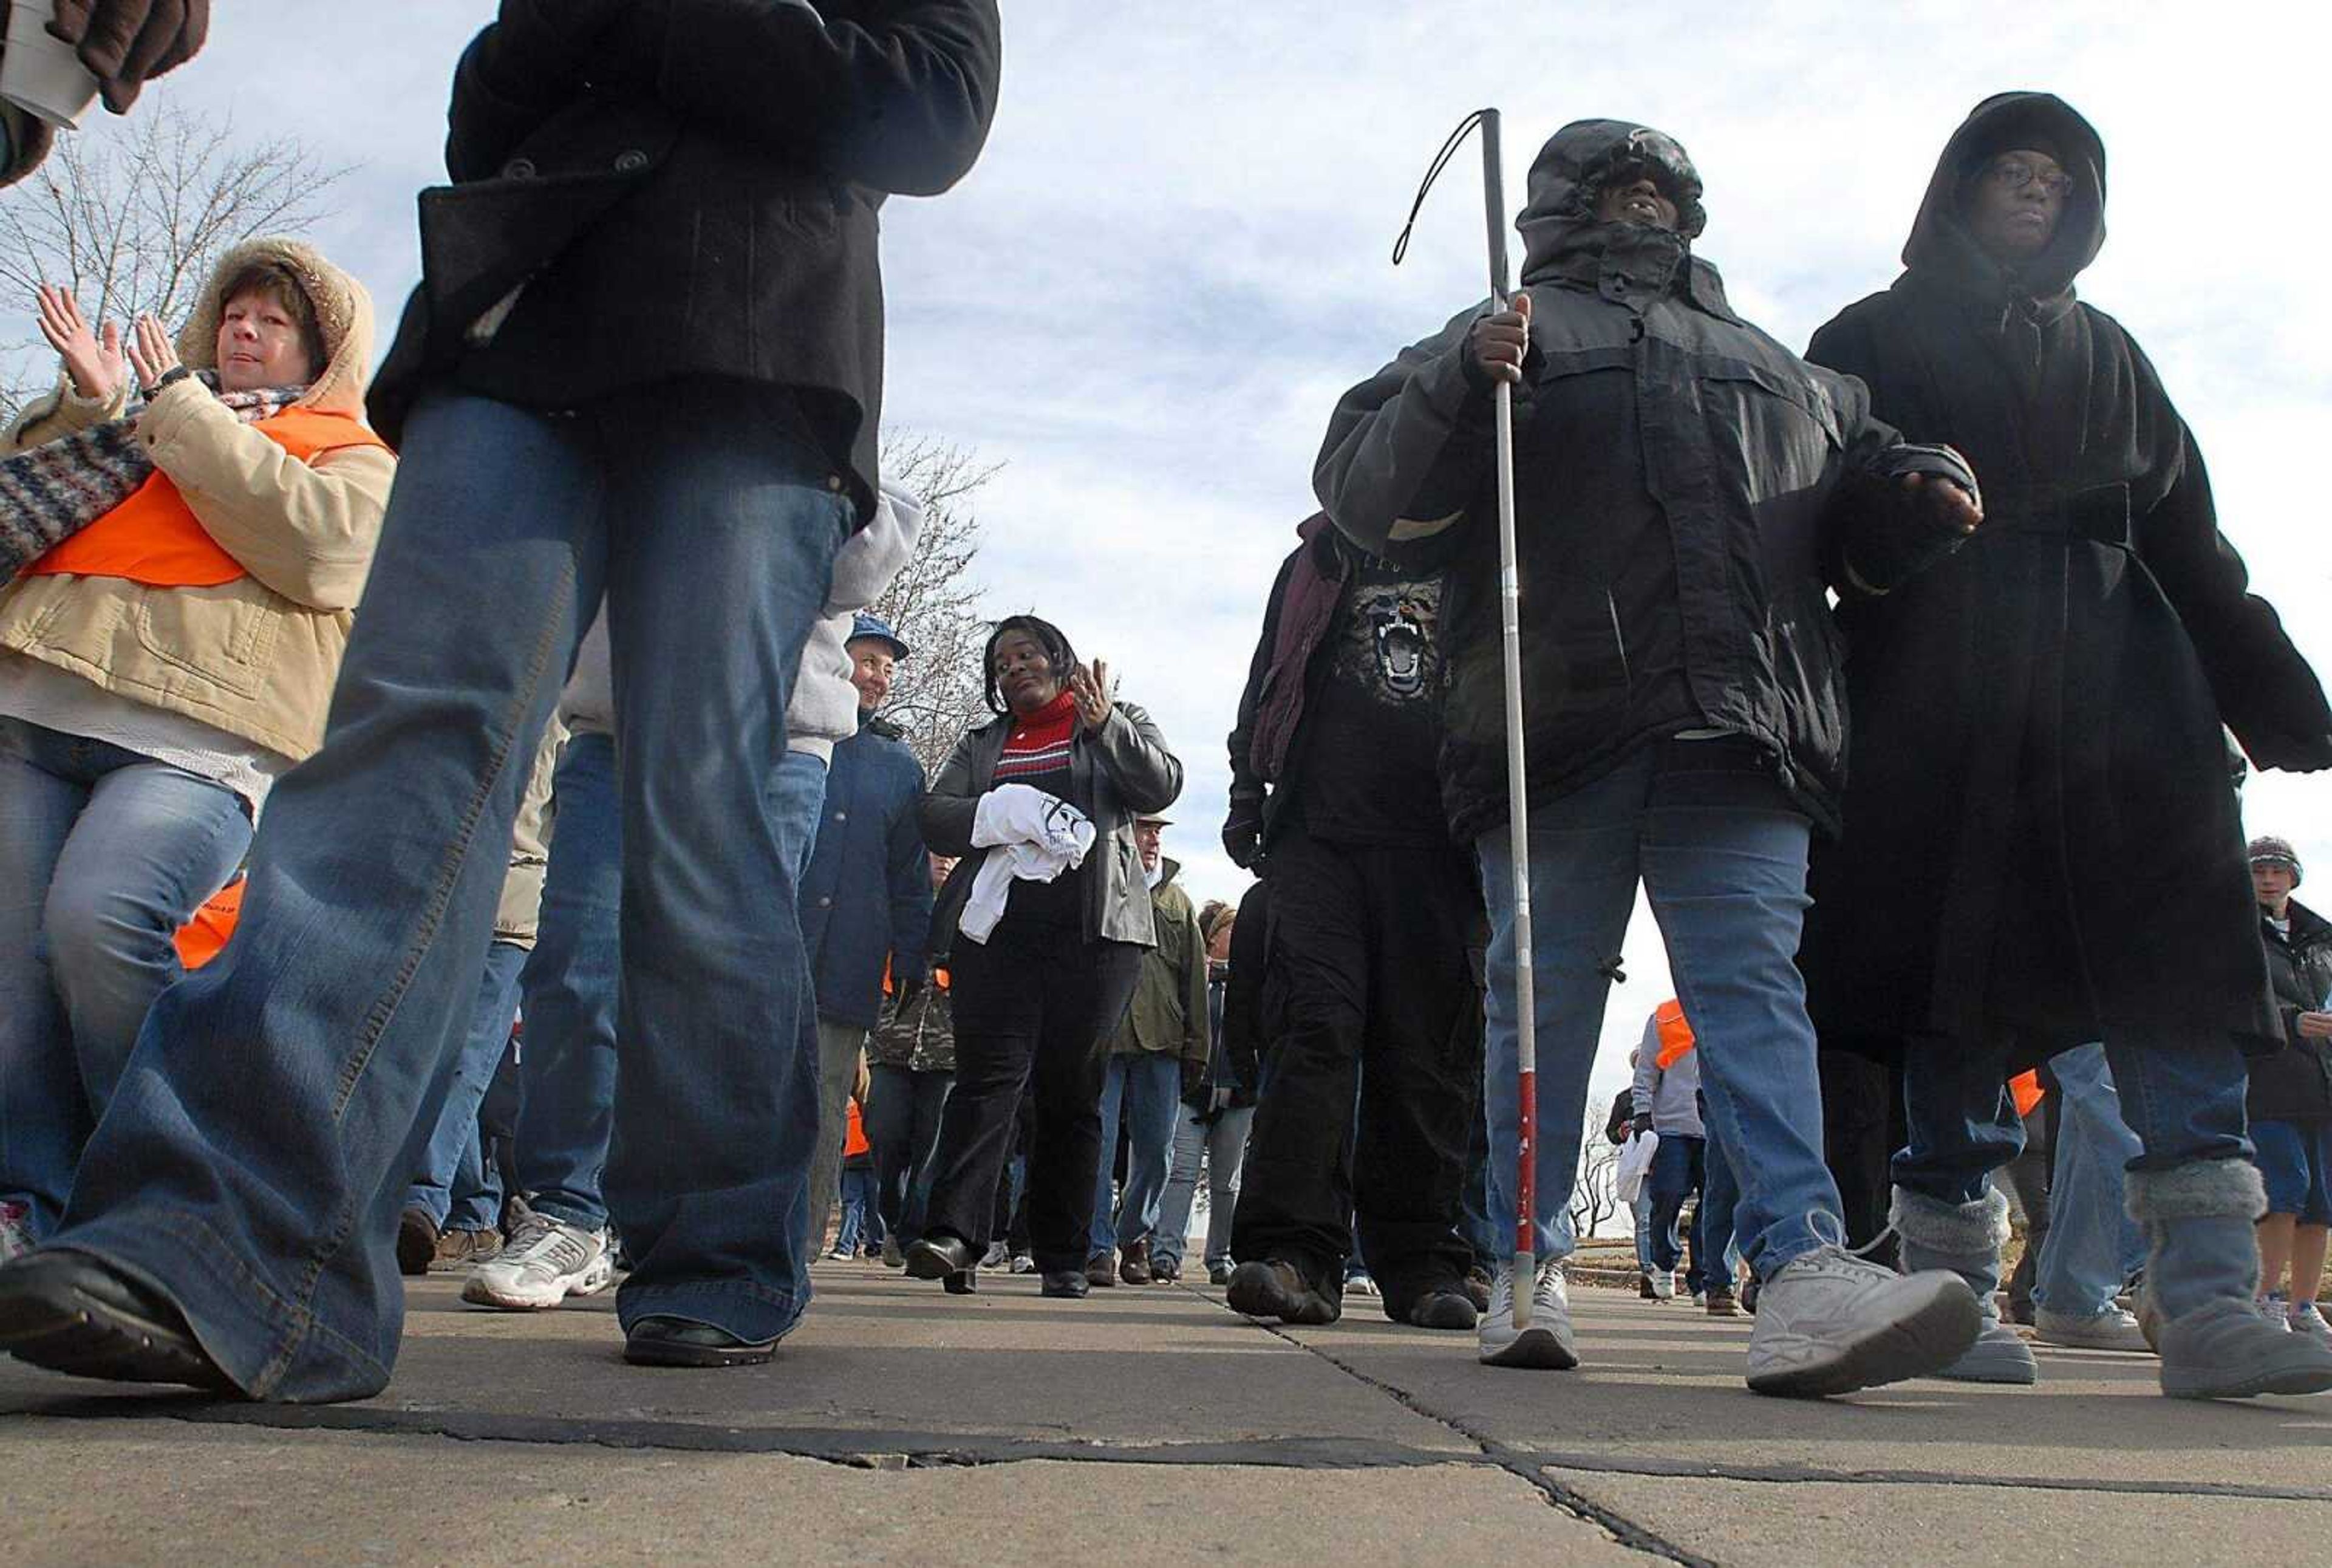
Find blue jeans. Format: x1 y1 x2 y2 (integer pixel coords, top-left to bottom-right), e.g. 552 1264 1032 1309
0 720 251 1236
865 1063 951 1244
1697 1124 1743 1289
1091 1052 1182 1255
833 1165 881 1256
1479 740 1841 1279
2033 1042 2147 1318
1646 1131 1708 1292
49 387 848 1401
1154 1102 1253 1269
403 940 527 1229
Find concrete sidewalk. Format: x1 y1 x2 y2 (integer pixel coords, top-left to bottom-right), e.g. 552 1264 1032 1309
2 1267 2325 1566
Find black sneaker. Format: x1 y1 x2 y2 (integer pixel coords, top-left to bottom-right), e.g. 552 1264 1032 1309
1040 1270 1090 1299
0 1249 237 1393
1404 1289 1480 1331
623 1316 778 1368
1226 1259 1340 1326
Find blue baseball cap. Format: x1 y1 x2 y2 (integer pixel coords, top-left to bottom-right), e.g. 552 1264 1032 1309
849 613 910 661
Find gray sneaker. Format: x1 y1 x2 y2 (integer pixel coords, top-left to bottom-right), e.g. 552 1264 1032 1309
1476 1260 1578 1369
0 1201 33 1264
2290 1301 2332 1342
2158 1297 2332 1399
1745 1246 1981 1398
462 1212 613 1311
2034 1305 2152 1353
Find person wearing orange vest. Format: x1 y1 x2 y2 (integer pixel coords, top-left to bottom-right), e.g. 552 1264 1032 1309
1631 1001 1714 1304
0 239 391 1263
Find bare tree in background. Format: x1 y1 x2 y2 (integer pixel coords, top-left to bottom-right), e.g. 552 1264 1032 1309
872 431 1000 777
0 104 346 424
1570 1103 1623 1242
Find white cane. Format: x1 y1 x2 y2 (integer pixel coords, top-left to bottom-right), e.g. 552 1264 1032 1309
1394 108 1536 1324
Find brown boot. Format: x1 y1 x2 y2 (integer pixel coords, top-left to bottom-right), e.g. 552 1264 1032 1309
1119 1238 1153 1285
396 1208 438 1278
432 1228 503 1270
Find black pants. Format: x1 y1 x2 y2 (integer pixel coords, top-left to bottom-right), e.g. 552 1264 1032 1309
1819 1048 1903 1267
919 919 1140 1273
867 1063 953 1242
1230 830 1482 1315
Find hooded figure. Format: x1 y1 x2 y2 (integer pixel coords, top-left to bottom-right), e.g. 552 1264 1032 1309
1312 118 1989 1393
1801 96 2331 1062
1801 92 2332 1400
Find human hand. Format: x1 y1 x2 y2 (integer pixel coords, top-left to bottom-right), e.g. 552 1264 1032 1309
1467 291 1532 387
1180 1057 1207 1099
1069 658 1113 732
1222 810 1263 871
35 285 124 401
1900 471 1982 534
125 314 182 397
2297 1011 2332 1041
1631 1114 1654 1139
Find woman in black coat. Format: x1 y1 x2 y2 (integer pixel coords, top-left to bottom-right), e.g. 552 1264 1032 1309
1801 92 2332 1398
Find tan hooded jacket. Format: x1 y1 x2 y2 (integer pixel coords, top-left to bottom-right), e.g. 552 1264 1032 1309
0 237 396 760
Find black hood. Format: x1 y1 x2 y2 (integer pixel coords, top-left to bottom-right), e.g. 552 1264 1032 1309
1516 119 1733 318
1901 92 2107 312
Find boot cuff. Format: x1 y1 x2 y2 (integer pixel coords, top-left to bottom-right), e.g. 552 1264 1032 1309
2124 1157 2266 1223
1889 1184 2012 1253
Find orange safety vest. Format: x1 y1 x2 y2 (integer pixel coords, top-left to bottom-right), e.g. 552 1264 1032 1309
27 407 389 588
172 878 245 970
1653 998 1696 1069
844 1097 870 1159
2010 1071 2045 1119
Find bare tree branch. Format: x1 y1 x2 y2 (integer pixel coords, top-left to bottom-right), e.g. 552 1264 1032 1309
0 103 349 426
871 431 1001 777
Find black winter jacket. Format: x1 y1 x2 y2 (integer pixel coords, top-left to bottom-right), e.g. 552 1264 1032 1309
1314 120 1977 844
370 0 1001 525
2251 901 2332 1123
1798 93 2330 1060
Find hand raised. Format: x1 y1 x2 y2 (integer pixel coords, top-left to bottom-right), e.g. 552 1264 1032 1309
35 284 123 401
124 314 183 397
1070 658 1114 732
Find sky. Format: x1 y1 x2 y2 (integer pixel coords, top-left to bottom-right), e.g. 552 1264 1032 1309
37 0 2332 1119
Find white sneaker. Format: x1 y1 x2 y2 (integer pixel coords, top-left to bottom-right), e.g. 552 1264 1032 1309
1745 1246 1981 1398
462 1212 614 1311
1345 1271 1380 1298
1477 1260 1579 1370
2291 1301 2332 1341
1648 1269 1674 1301
0 1200 33 1263
2034 1305 2152 1353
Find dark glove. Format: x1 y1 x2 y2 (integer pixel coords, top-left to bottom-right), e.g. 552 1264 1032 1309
1630 1114 1654 1139
44 0 209 114
1179 1057 1207 1100
1221 808 1264 872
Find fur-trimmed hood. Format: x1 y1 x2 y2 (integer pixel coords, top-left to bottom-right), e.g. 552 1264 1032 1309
175 237 375 422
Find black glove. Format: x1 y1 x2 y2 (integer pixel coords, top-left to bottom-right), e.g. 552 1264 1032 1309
1179 1057 1207 1100
1630 1113 1654 1139
1222 809 1264 871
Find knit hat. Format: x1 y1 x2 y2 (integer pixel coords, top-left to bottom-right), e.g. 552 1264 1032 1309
2250 835 2302 886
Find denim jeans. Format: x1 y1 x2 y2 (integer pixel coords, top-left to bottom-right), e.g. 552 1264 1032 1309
865 1063 951 1244
514 735 827 1237
1697 1125 1743 1289
0 719 251 1236
403 940 527 1229
2033 1042 2148 1318
1154 1102 1253 1269
1646 1131 1708 1292
49 387 848 1401
1092 1051 1182 1255
1631 1192 1656 1273
833 1165 881 1256
1479 739 1842 1279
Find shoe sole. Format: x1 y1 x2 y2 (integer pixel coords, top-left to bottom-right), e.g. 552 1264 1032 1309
2163 1358 2332 1399
1479 1325 1580 1371
622 1336 776 1368
1225 1266 1340 1326
1747 1277 1982 1399
0 1270 237 1393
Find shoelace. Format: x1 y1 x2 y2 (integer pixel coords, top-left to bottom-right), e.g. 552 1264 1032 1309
502 1215 587 1274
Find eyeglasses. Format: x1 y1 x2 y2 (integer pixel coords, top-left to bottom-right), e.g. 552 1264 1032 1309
1983 158 2075 200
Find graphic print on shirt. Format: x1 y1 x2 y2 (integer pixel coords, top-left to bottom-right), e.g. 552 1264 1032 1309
1330 570 1444 706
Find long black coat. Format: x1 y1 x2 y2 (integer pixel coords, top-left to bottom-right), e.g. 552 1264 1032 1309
1798 94 2332 1061
2251 901 2332 1123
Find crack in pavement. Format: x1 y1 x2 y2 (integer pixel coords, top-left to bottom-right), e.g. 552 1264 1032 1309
1186 1284 1718 1567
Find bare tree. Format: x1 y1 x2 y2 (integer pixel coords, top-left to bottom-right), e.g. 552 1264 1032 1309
1570 1104 1624 1242
871 431 1000 777
0 104 347 423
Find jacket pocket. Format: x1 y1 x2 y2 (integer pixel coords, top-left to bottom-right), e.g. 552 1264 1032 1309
133 583 284 701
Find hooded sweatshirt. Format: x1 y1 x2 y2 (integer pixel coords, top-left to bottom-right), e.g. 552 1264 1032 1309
0 237 393 792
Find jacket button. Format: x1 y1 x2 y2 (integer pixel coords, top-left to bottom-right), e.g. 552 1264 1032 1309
825 474 845 492
833 811 847 822
502 157 537 179
818 896 832 908
614 149 649 173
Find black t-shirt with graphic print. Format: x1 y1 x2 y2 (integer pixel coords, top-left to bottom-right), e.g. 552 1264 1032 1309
1286 540 1456 848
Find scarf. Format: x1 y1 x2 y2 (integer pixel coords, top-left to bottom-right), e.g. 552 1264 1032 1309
0 375 304 580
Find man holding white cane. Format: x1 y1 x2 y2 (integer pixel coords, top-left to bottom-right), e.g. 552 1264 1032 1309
1315 118 1988 1396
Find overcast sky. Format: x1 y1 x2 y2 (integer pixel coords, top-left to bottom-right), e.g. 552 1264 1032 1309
39 1 2332 1117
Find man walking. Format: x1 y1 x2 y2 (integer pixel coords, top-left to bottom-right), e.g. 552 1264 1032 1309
0 2 1001 1398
